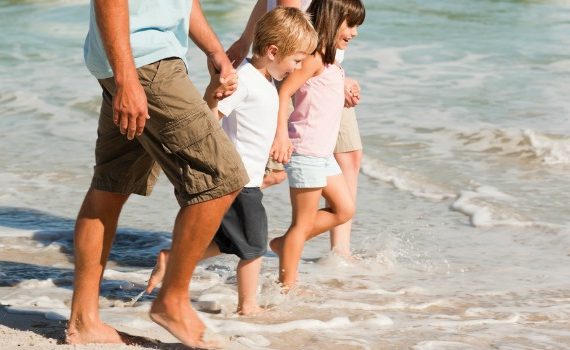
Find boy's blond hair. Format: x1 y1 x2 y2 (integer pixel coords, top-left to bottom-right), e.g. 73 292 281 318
252 7 318 59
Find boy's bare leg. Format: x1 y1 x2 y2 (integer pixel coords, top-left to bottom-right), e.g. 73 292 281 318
329 150 362 258
66 189 130 344
236 257 263 315
146 242 222 294
149 190 238 349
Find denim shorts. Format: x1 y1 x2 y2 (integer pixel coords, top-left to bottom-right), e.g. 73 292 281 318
284 153 341 188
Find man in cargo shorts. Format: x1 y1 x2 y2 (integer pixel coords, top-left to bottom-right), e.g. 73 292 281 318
65 1 248 348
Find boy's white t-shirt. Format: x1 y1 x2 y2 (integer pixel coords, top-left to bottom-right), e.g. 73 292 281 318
218 60 278 188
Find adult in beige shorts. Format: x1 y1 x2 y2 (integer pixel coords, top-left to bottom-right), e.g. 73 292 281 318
66 1 247 348
329 77 363 259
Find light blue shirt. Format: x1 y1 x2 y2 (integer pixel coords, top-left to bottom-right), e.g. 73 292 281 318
84 0 192 79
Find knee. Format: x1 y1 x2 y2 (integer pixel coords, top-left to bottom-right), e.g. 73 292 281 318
336 202 355 224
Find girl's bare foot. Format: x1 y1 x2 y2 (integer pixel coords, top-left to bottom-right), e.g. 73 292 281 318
146 249 170 294
269 236 284 258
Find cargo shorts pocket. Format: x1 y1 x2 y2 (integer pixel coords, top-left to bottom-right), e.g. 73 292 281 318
159 107 223 194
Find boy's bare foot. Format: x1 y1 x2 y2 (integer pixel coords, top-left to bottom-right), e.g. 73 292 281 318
149 297 220 349
65 321 123 344
146 249 170 294
261 170 287 189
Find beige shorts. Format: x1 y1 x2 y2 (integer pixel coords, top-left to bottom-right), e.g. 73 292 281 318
334 107 363 153
92 58 248 206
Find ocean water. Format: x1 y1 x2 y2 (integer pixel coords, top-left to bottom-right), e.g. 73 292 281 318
1 0 570 349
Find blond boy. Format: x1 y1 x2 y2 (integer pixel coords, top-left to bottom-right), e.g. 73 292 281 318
146 7 317 315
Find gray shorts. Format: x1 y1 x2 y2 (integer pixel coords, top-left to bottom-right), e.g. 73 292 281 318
214 187 268 260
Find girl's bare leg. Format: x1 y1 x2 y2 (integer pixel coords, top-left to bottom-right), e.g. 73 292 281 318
271 188 321 287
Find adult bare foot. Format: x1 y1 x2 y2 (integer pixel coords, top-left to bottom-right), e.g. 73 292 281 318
146 249 170 294
65 321 123 345
331 246 356 263
149 297 220 349
237 303 266 316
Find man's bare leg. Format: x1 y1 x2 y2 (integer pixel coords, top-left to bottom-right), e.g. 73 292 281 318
149 190 238 348
66 189 130 344
146 242 222 294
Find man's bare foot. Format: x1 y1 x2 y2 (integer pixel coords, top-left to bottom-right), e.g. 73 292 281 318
146 249 170 294
149 297 220 349
65 321 123 344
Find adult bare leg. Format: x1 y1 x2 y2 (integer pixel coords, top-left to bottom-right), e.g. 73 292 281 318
149 190 238 348
66 189 130 344
329 150 362 257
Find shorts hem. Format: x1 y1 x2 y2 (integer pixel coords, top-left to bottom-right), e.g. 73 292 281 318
177 174 248 207
91 178 154 197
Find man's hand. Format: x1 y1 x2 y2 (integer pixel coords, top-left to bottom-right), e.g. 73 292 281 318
344 77 361 108
208 52 238 100
113 73 148 140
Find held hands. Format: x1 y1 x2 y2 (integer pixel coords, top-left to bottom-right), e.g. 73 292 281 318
207 51 238 100
113 74 149 140
344 77 361 108
270 130 293 164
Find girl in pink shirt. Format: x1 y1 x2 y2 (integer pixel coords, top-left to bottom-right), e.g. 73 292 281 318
270 0 366 289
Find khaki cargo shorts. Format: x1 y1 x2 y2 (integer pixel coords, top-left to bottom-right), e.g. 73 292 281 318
92 57 248 206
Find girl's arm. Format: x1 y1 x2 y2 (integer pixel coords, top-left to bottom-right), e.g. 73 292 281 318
270 54 323 163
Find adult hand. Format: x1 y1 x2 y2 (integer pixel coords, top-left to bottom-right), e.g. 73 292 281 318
344 77 361 108
208 51 238 100
225 38 248 69
113 74 149 140
206 58 238 100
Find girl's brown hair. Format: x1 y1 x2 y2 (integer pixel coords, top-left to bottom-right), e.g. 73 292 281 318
306 0 366 65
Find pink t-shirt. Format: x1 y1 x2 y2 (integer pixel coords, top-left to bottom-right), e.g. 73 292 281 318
288 64 345 157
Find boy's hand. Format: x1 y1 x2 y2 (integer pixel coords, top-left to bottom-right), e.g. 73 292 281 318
270 130 293 164
344 77 361 108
